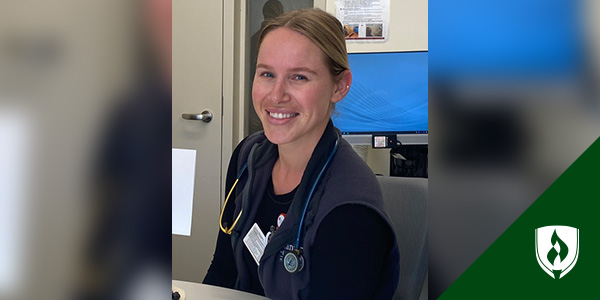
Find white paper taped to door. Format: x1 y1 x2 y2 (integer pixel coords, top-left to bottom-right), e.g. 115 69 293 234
172 148 196 236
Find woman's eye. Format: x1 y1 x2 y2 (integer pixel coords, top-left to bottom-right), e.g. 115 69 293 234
293 74 307 81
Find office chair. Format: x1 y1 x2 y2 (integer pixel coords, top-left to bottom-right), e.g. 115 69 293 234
377 176 428 300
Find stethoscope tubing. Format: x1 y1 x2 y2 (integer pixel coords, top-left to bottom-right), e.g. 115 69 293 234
294 135 340 249
220 134 340 250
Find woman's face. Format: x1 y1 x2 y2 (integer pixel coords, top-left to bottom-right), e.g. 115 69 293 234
252 27 345 148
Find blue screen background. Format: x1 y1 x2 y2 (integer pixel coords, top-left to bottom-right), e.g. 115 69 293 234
332 51 428 133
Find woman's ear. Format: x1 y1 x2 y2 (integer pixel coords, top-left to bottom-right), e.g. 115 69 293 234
331 70 352 104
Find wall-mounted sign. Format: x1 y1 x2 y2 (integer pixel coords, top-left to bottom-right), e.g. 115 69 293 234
335 0 390 41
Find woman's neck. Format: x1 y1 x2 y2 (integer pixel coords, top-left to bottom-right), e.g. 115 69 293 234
272 143 313 195
271 124 327 195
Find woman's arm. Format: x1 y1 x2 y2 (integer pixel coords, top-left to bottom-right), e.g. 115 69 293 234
308 204 393 300
202 230 237 288
202 138 247 287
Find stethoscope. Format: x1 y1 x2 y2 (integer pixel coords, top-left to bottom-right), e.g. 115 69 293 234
219 134 340 273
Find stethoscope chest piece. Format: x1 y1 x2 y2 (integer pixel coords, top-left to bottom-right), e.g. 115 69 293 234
283 248 304 274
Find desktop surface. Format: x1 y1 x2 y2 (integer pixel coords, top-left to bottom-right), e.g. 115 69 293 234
172 280 269 300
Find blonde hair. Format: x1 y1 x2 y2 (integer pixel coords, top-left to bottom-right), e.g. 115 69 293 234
257 8 349 77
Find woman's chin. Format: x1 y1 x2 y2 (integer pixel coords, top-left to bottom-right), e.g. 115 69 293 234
263 128 295 145
264 132 289 145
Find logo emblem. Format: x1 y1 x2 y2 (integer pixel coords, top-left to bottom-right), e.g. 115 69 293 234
535 225 579 279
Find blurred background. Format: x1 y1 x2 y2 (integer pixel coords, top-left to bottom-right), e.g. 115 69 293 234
0 0 170 299
0 0 598 299
429 0 599 298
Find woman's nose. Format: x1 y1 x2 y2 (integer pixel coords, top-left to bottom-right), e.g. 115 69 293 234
268 79 291 103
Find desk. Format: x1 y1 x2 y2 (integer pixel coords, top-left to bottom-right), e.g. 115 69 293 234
172 280 269 300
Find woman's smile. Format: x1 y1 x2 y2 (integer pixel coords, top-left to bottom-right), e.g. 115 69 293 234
266 109 300 124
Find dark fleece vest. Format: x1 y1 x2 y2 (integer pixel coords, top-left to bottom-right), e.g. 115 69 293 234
229 122 399 300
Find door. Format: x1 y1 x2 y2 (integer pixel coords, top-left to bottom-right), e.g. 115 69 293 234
172 0 223 282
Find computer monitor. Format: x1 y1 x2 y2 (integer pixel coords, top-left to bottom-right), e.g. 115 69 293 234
332 51 428 145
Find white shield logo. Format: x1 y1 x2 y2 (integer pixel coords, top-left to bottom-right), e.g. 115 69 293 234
535 225 579 279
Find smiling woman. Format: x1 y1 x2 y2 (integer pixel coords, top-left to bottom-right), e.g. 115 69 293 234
203 9 400 300
252 26 349 157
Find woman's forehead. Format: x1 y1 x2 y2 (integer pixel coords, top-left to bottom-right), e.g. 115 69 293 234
257 28 327 71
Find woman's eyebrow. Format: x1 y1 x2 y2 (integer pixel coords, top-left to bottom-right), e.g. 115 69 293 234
256 64 318 75
289 67 318 75
256 63 272 70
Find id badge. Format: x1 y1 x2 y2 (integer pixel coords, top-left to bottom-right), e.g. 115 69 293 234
243 223 267 265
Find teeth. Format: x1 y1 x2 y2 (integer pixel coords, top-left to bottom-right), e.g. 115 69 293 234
269 112 296 119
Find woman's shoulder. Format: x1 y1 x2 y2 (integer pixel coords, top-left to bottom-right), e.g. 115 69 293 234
232 131 268 159
318 138 387 215
329 139 380 189
236 131 267 150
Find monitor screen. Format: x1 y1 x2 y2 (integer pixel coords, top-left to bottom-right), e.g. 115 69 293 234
332 51 428 135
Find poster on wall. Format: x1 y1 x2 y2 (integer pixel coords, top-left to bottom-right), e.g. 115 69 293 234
335 0 390 41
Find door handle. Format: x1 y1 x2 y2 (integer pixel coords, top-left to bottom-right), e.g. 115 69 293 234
182 110 213 122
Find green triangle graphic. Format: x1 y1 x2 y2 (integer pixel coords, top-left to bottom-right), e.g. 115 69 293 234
439 137 600 299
